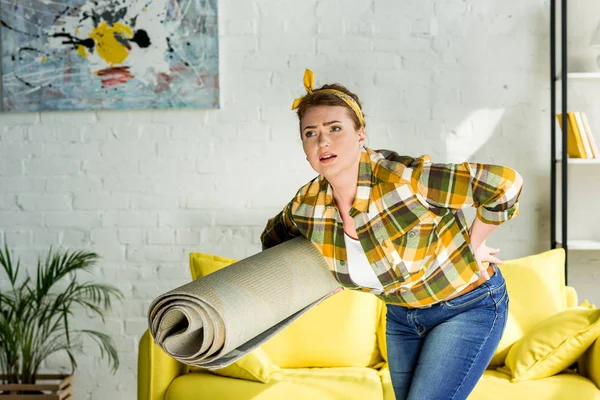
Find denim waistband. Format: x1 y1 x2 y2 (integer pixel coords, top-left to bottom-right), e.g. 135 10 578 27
481 263 505 290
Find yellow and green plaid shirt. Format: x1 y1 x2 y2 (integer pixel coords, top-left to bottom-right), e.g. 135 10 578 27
261 148 523 308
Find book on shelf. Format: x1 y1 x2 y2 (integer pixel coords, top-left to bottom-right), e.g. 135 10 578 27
581 112 600 158
556 112 587 158
556 111 599 158
574 112 593 157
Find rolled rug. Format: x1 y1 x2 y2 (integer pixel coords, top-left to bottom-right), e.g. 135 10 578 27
147 236 342 369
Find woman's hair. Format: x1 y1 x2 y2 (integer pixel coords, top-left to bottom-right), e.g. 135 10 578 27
296 83 365 133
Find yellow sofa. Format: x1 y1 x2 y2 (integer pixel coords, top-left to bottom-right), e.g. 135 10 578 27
138 248 600 400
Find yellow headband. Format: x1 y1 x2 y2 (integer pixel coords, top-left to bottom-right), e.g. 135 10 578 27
291 69 364 127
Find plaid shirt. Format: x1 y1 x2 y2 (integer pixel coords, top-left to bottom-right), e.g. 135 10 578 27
261 148 523 308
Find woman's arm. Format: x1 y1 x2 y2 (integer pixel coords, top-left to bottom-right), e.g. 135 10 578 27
411 156 523 277
411 155 524 225
469 215 504 278
260 200 301 250
469 215 499 250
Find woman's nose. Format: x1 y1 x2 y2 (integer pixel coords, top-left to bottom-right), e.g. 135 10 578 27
318 132 330 147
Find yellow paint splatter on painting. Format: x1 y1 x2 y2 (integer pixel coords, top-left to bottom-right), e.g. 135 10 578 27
143 7 147 11
76 29 80 35
88 21 133 65
41 56 47 63
76 45 88 59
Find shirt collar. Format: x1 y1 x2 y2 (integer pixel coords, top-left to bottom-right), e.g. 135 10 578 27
319 147 374 216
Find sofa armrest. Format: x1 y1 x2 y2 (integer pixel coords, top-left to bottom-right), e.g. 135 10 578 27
579 336 600 390
565 285 578 308
138 329 186 400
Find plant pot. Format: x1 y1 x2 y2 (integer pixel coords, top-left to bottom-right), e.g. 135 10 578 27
0 375 72 399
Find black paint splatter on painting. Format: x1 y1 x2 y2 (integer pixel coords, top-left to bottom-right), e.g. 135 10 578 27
18 47 44 57
1 20 40 38
52 33 95 51
129 14 139 28
52 6 71 24
15 75 36 88
132 30 151 48
13 49 50 88
78 11 93 25
166 37 190 67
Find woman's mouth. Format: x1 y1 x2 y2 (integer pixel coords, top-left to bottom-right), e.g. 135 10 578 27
319 153 337 163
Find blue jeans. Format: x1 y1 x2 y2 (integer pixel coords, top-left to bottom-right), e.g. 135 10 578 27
385 264 509 400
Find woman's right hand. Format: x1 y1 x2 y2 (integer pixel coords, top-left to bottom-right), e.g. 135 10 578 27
472 240 503 279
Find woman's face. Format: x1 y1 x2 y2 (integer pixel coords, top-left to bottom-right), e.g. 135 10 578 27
300 105 365 178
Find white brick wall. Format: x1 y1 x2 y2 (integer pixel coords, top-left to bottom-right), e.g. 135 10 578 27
1 0 599 399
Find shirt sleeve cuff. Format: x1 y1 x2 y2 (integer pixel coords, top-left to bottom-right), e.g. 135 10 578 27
477 204 520 225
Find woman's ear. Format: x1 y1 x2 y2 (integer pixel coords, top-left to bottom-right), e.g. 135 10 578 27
358 127 366 145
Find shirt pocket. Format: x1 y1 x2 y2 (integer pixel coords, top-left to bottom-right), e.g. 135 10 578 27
387 213 438 278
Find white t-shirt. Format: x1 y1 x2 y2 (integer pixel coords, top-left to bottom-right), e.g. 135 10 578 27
343 233 384 290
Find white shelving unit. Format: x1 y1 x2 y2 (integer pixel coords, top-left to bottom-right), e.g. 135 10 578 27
556 158 600 164
556 240 600 250
554 74 600 259
551 0 600 303
556 72 600 80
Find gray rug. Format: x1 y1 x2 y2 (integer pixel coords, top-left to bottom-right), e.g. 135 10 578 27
147 237 341 369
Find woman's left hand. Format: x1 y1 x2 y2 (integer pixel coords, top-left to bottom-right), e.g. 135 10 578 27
471 239 503 279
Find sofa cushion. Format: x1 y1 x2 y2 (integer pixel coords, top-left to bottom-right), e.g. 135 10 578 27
499 306 600 382
189 346 277 383
167 367 383 400
488 248 567 367
579 337 600 391
189 251 384 369
261 288 384 368
189 252 237 280
471 370 600 399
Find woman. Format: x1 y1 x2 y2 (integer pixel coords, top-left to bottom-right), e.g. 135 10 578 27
261 69 523 400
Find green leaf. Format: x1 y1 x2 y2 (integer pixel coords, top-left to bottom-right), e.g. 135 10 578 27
80 329 120 374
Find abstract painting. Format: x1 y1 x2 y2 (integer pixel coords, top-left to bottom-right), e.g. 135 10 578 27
0 0 219 112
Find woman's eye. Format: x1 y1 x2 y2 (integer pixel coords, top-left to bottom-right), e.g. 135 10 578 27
305 131 315 138
331 126 341 132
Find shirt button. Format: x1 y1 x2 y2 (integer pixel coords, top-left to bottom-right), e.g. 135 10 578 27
408 231 416 238
340 261 346 265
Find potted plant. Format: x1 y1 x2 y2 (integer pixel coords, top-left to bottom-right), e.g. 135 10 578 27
0 242 123 397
